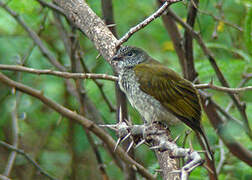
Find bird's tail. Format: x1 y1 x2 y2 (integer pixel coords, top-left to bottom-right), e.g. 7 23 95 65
196 128 214 161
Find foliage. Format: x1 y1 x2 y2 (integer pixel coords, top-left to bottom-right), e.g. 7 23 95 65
0 0 251 179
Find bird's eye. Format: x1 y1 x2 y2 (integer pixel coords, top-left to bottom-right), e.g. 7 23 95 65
127 51 133 56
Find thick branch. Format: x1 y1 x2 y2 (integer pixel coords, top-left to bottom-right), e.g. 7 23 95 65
54 0 117 61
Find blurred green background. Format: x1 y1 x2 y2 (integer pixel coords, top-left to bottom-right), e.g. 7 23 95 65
0 0 252 179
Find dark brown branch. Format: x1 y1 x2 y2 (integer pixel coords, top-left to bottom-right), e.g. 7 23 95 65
36 0 65 15
201 96 252 167
157 1 186 77
101 0 135 179
101 0 117 37
0 73 155 180
79 58 116 112
183 0 199 81
69 29 111 179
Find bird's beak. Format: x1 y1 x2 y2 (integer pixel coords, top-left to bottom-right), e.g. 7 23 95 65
111 55 121 66
112 55 121 61
111 55 122 72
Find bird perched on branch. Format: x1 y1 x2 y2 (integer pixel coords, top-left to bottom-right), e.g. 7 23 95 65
111 46 213 160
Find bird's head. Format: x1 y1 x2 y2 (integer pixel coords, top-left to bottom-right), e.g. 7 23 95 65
111 46 148 72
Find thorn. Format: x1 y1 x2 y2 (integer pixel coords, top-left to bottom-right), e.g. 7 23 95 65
196 150 206 154
205 99 209 106
126 140 134 153
121 132 131 143
114 137 122 152
149 145 161 150
169 170 181 174
203 163 214 174
189 139 193 151
173 135 181 143
134 139 145 149
153 172 158 178
99 124 118 131
185 130 192 135
96 53 101 59
107 23 116 27
118 106 123 123
11 87 16 94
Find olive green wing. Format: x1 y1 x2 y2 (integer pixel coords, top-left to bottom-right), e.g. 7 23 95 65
134 62 201 129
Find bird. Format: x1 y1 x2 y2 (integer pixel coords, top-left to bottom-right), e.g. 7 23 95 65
111 45 213 160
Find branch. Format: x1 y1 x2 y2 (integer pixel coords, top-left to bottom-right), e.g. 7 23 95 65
183 0 199 82
3 91 19 177
201 96 252 167
0 72 155 180
157 2 186 77
0 64 117 81
0 140 57 180
197 6 243 32
168 9 252 139
101 0 135 178
117 0 181 46
243 73 252 79
0 1 66 71
3 64 252 94
195 83 252 93
0 175 11 180
54 0 117 61
102 122 204 180
36 0 65 16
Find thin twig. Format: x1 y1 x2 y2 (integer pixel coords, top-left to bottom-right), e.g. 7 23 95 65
0 174 11 180
168 9 252 139
211 100 243 127
243 73 252 79
198 6 243 32
3 90 19 177
226 72 252 112
79 57 116 112
195 83 252 93
36 0 65 15
0 1 66 71
117 0 181 46
69 28 111 179
0 141 57 180
0 64 118 81
216 139 225 174
2 64 252 93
